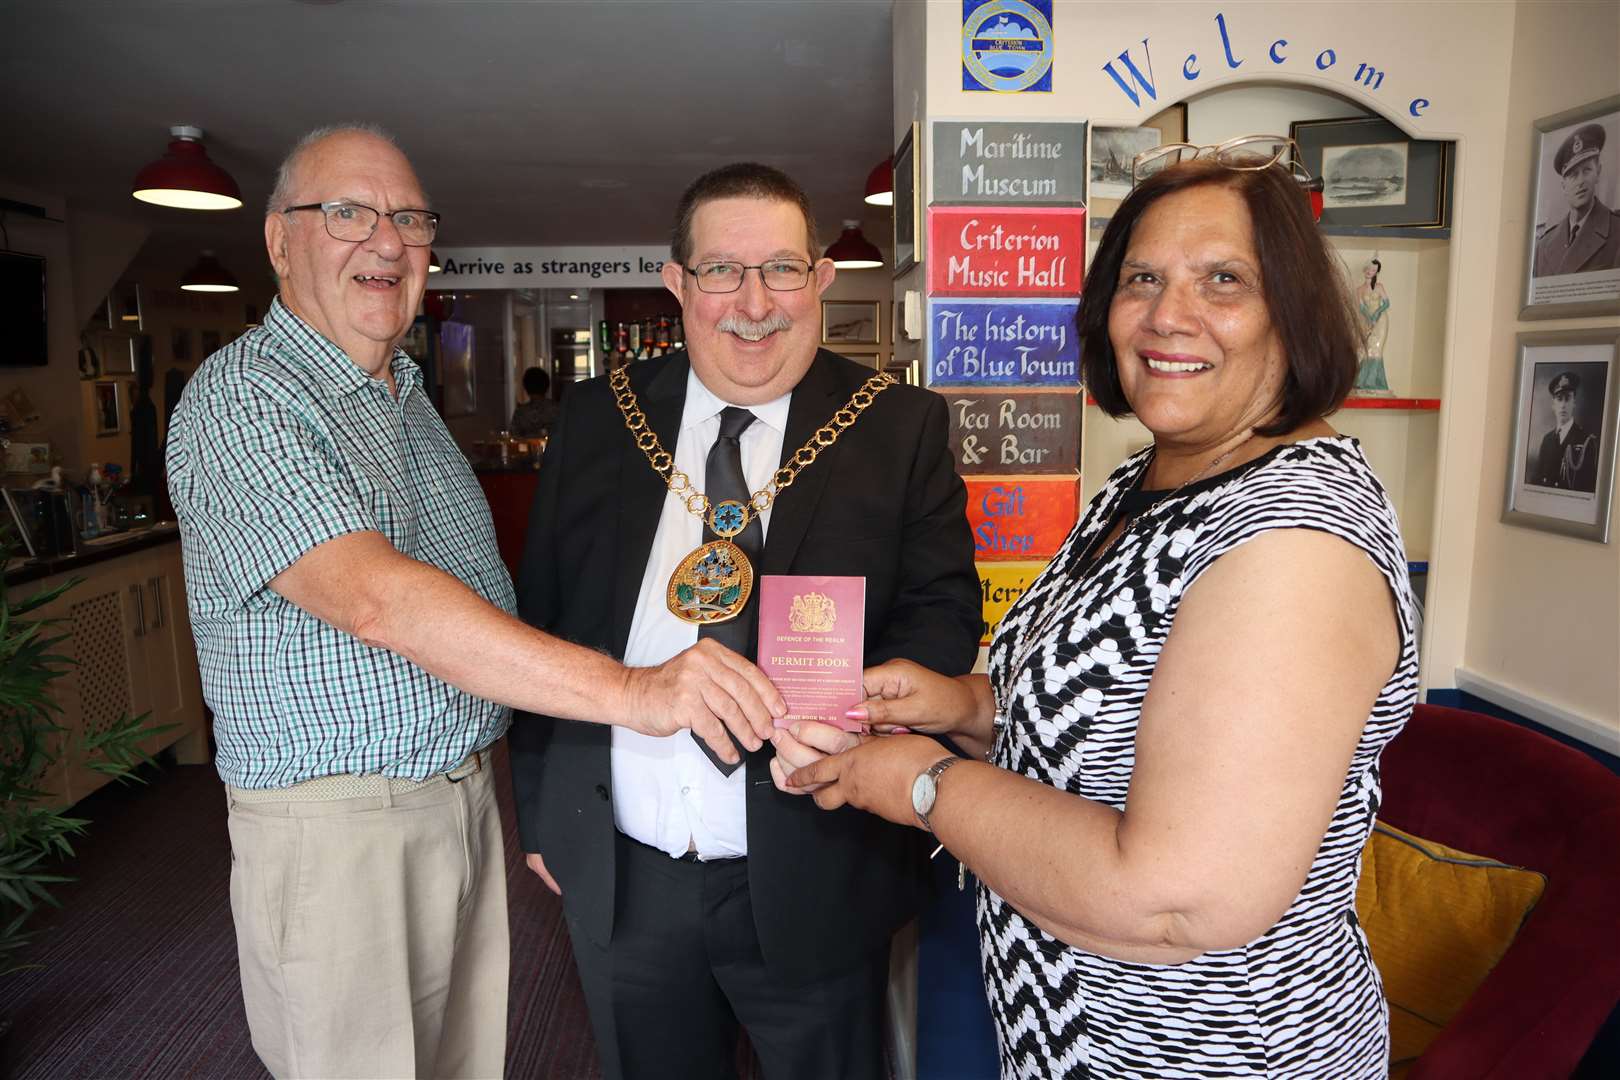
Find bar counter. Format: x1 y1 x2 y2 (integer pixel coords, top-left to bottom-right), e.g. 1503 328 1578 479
5 522 182 588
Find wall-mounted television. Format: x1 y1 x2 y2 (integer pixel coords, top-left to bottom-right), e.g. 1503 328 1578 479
0 251 47 366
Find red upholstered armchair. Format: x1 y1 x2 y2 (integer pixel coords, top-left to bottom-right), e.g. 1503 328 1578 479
1377 703 1620 1077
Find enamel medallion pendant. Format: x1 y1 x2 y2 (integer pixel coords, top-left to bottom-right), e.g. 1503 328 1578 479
667 540 754 624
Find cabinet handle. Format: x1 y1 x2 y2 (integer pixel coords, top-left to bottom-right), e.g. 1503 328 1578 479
148 577 164 629
131 584 146 637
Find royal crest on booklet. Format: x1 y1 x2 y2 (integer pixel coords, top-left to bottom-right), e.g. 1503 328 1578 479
756 575 866 732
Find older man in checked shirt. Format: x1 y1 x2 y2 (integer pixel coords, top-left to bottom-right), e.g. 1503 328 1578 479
166 125 783 1080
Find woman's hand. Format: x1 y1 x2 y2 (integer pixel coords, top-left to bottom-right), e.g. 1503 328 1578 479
785 733 955 828
848 659 986 738
768 721 862 795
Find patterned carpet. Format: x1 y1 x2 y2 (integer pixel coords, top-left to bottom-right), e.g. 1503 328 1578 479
0 748 762 1079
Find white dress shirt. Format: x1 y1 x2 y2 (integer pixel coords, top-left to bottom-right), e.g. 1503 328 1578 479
612 367 791 859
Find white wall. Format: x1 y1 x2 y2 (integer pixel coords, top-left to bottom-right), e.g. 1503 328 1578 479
1462 0 1620 742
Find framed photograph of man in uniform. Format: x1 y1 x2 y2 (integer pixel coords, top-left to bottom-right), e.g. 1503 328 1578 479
1503 329 1620 543
1521 95 1620 319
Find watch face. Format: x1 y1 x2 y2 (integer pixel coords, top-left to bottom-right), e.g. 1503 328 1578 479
911 771 937 818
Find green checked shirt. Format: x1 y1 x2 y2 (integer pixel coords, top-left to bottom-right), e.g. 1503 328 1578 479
166 298 516 789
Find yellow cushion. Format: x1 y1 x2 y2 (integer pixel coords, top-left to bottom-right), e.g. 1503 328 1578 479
1356 821 1547 1068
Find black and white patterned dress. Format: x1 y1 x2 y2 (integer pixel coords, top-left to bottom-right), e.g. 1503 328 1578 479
980 436 1418 1079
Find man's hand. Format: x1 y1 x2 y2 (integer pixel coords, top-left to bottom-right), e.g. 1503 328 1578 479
768 721 863 794
525 852 561 895
621 639 786 766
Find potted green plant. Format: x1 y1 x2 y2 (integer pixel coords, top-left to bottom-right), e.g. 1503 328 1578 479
1 568 170 1049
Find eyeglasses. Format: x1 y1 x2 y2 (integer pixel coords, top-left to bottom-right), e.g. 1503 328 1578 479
282 200 440 247
682 258 813 294
1131 135 1322 192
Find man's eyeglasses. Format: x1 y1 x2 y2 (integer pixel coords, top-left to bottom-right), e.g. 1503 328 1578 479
1131 135 1323 193
682 258 813 294
282 200 440 247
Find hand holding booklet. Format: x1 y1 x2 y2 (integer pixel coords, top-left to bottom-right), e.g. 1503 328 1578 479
756 575 866 732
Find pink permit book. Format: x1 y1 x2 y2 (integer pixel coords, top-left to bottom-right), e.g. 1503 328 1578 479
756 575 866 732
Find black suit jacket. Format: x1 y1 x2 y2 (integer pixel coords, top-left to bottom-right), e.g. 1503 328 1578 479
507 349 980 983
1534 420 1600 492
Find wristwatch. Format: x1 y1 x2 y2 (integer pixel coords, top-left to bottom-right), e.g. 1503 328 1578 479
912 756 962 833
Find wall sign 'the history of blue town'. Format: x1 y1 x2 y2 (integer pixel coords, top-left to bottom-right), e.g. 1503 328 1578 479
927 297 1080 387
962 0 1054 94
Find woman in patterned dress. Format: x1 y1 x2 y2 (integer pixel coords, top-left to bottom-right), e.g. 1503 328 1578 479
773 156 1418 1078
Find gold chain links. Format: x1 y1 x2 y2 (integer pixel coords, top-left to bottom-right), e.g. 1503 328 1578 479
609 365 897 529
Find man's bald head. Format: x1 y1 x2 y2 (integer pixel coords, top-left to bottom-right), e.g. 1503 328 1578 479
266 124 428 217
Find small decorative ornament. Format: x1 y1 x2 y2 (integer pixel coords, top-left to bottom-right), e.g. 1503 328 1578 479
708 499 748 538
668 540 753 624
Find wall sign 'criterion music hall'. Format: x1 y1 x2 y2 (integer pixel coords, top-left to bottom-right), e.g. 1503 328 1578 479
928 206 1085 297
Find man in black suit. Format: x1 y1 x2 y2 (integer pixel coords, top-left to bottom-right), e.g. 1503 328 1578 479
508 163 980 1080
1532 370 1601 492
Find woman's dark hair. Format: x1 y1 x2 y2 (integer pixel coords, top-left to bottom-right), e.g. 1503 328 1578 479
522 366 550 397
1078 157 1359 437
1368 258 1382 289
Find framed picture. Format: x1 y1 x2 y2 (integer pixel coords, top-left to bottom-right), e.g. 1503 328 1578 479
1520 94 1620 319
102 334 139 376
884 355 921 387
77 334 101 379
1503 329 1619 543
1088 102 1186 226
822 300 880 346
893 122 920 277
93 381 122 436
1290 116 1451 230
171 327 192 364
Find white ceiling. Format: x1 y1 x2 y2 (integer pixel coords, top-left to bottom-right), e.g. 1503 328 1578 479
2 0 896 283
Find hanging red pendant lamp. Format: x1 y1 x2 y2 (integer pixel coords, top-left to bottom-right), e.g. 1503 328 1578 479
824 220 883 269
132 126 243 210
864 158 893 206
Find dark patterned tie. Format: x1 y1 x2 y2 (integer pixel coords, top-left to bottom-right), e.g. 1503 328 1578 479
692 407 763 775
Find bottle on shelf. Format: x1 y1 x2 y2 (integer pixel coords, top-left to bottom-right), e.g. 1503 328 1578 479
614 322 632 367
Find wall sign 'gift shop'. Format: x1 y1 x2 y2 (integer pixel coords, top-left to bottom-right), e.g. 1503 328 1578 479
928 206 1085 297
928 298 1080 387
966 478 1079 561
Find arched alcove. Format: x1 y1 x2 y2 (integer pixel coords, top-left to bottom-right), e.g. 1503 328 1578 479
1082 80 1456 629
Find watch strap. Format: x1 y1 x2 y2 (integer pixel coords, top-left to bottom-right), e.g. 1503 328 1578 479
916 755 963 833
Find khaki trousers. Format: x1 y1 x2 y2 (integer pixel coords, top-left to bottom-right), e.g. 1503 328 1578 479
225 757 508 1079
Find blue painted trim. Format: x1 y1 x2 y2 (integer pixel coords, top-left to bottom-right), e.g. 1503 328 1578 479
1425 689 1620 775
